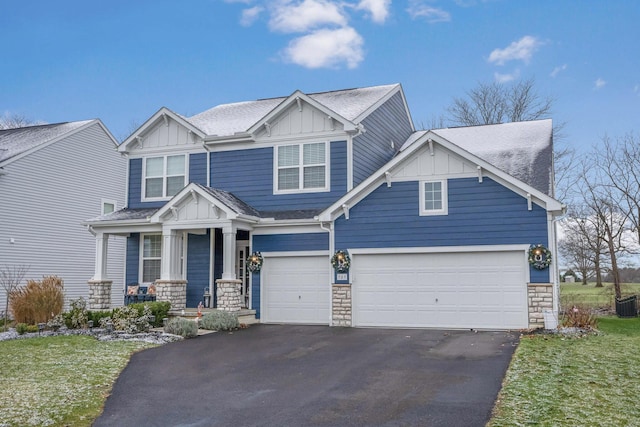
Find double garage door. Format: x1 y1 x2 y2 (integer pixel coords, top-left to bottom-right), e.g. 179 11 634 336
262 251 528 329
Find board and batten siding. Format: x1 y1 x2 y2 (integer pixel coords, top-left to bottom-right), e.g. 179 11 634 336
0 122 126 308
251 232 329 318
335 177 551 282
353 91 414 187
210 141 348 212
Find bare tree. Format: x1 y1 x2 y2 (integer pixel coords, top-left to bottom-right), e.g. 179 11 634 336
0 112 39 130
0 265 28 328
447 78 554 126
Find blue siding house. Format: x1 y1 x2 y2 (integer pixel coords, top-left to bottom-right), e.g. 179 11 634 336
86 84 564 330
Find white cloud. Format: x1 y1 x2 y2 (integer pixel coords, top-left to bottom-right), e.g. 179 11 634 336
550 64 567 78
269 0 348 33
494 69 520 83
488 35 541 65
356 0 391 24
282 27 364 69
240 6 264 26
594 78 606 89
407 1 451 23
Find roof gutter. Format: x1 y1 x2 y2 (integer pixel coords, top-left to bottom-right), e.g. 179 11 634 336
203 133 255 145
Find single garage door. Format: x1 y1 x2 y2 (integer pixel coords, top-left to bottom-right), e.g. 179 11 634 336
352 251 527 329
262 255 330 324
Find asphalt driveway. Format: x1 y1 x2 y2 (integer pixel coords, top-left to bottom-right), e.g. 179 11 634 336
94 325 519 427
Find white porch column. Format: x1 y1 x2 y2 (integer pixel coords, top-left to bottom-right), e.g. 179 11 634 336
160 228 182 281
92 232 109 281
88 231 112 310
222 225 237 280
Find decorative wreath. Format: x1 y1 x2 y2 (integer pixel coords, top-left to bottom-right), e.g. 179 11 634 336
247 251 263 272
528 244 552 270
331 250 351 273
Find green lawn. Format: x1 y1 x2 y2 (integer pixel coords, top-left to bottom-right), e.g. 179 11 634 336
0 335 154 427
489 317 640 426
560 282 640 310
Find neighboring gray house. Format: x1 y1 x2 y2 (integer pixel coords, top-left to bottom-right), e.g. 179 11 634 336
0 120 126 309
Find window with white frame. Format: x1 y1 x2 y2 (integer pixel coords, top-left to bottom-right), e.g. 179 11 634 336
144 154 186 199
102 199 116 215
275 142 328 192
420 180 448 215
141 234 162 284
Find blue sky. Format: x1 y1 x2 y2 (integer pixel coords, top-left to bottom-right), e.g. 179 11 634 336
1 0 638 146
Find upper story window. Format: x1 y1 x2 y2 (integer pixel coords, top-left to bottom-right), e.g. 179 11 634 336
275 142 328 193
420 180 448 216
143 155 186 200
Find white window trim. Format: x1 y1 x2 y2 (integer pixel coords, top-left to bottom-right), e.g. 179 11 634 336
139 234 162 285
273 142 330 194
101 198 117 215
419 179 448 216
142 154 189 202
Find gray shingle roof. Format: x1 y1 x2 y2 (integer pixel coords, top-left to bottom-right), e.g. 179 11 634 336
188 84 399 137
0 121 93 164
86 208 159 223
432 119 553 196
195 184 261 217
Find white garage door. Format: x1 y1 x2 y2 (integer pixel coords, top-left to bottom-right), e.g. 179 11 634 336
353 251 527 329
262 255 330 324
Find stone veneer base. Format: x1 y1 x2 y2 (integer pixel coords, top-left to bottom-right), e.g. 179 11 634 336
87 280 112 310
332 283 352 327
216 279 243 312
156 280 188 310
528 283 554 329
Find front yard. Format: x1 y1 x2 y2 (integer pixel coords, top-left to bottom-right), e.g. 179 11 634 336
0 336 154 427
489 316 640 426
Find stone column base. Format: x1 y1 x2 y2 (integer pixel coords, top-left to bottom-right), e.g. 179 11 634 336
156 280 188 310
87 280 112 310
216 279 243 312
332 283 352 327
528 283 554 328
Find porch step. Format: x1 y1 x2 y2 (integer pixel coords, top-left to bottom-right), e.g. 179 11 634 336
167 308 258 325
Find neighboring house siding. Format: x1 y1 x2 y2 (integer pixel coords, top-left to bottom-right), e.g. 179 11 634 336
0 123 126 308
253 232 329 253
335 177 550 281
189 153 207 186
210 141 347 211
353 92 414 186
186 232 210 307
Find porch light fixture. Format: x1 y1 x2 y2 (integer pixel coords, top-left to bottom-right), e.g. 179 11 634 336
88 320 94 330
37 323 45 336
203 288 212 308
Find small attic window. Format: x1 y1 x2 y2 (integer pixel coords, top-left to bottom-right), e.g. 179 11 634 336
420 180 448 216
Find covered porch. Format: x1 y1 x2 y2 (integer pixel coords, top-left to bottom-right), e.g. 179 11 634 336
87 183 261 312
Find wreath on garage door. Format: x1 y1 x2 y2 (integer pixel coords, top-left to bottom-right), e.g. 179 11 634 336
528 244 552 270
247 251 263 272
331 250 351 273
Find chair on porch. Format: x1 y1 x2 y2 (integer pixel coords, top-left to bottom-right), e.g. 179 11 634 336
124 283 157 305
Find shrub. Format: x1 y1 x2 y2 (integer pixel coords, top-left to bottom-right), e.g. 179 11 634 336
88 310 113 327
562 303 597 329
110 305 152 333
26 324 38 333
15 323 28 335
164 317 198 338
64 297 89 329
9 276 64 324
200 310 239 331
47 314 65 331
128 301 171 327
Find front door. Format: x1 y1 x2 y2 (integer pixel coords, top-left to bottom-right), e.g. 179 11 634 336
236 240 250 308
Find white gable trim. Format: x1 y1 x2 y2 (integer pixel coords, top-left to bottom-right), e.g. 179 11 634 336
119 108 206 153
318 131 564 221
150 183 259 225
246 91 358 136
